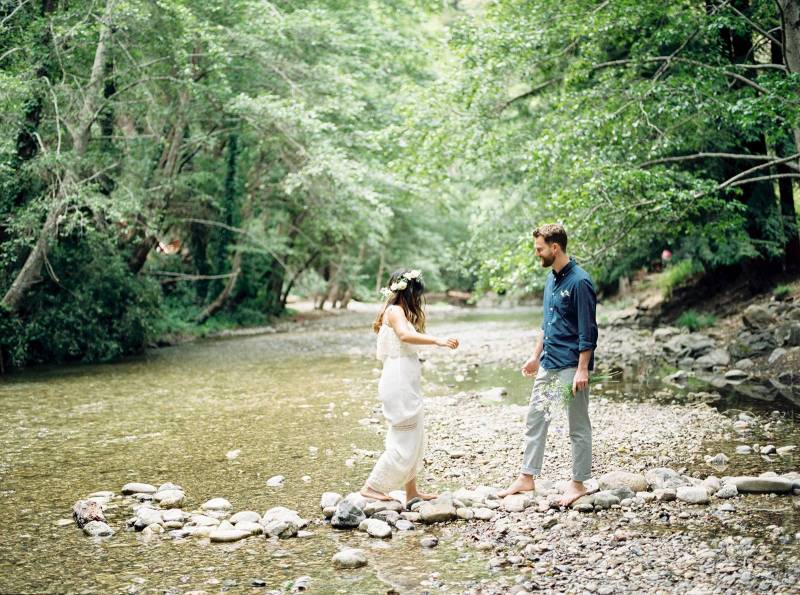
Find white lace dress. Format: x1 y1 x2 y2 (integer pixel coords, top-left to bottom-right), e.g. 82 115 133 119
365 321 425 494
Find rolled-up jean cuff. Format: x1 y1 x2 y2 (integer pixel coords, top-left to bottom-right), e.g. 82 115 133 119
572 474 592 482
521 467 539 476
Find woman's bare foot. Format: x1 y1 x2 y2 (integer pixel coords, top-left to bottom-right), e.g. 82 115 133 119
497 474 535 497
559 480 587 507
406 491 437 501
360 486 395 501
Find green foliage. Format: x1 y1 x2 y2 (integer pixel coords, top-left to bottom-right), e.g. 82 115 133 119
0 232 162 367
675 310 717 332
773 284 792 300
656 260 705 297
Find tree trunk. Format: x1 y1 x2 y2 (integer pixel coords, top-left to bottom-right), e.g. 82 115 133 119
772 36 800 268
780 0 800 157
1 0 116 312
195 251 242 324
375 248 385 292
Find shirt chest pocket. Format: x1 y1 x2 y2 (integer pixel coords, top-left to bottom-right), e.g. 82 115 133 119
552 290 572 317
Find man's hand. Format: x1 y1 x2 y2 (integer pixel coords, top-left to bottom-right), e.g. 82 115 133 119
521 357 540 377
573 368 589 395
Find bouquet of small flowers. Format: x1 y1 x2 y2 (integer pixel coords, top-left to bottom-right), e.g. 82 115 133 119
530 370 621 422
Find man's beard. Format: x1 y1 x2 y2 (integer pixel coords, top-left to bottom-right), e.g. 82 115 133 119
540 254 555 267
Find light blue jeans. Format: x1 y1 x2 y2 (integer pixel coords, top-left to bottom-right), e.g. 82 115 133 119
521 366 592 481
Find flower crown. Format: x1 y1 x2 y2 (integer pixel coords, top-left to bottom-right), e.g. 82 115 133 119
379 269 421 299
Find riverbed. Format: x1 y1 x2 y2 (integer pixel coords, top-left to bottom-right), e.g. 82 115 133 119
0 306 797 594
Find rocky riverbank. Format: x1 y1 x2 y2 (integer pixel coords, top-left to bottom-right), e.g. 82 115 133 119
598 286 800 410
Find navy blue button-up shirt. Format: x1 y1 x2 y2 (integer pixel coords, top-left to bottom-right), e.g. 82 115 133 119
540 257 598 371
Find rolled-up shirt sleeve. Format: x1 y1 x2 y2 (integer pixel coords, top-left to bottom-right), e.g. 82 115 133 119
576 278 598 352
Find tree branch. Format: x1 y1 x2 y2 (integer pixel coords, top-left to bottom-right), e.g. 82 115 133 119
640 152 800 170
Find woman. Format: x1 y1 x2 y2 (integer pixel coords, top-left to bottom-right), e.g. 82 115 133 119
360 269 459 504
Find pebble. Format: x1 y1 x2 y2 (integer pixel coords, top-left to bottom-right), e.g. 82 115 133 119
266 475 285 487
677 486 710 504
332 548 367 569
420 536 439 548
121 483 156 495
201 498 232 511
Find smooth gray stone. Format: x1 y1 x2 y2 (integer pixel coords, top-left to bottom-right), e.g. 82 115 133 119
121 482 157 495
82 520 114 537
332 548 367 569
331 499 365 529
724 476 794 493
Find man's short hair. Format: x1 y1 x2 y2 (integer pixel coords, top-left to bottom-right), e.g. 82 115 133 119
533 223 568 251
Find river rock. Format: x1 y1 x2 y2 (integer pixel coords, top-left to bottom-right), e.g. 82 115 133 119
502 494 530 512
593 491 620 510
768 348 787 365
320 492 342 509
134 507 163 531
702 476 721 493
677 486 710 504
419 498 457 523
420 536 439 548
364 499 403 516
322 506 335 519
723 476 794 493
266 475 285 487
230 510 261 524
735 445 752 454
210 528 250 542
395 519 415 531
571 495 595 513
201 497 232 511
263 507 306 538
359 518 392 538
715 484 738 499
189 514 219 527
331 499 365 529
743 304 775 329
473 507 495 520
654 488 677 502
342 492 371 510
777 445 797 456
599 471 648 493
645 467 687 490
332 548 367 569
453 488 482 506
695 348 730 369
153 489 185 508
82 520 114 537
162 509 186 523
72 500 106 528
121 482 157 495
235 521 263 535
456 507 475 520
374 510 400 525
777 322 800 346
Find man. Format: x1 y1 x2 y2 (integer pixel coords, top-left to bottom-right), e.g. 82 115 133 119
498 223 598 506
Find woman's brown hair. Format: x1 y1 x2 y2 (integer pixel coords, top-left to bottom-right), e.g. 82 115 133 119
373 269 427 333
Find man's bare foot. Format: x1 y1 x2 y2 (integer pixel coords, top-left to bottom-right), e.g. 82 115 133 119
360 486 395 501
497 474 535 497
559 480 587 507
406 491 437 501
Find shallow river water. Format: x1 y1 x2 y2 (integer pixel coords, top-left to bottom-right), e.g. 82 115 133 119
0 308 544 594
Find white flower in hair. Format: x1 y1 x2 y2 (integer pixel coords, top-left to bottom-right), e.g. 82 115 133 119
406 270 421 279
390 280 408 291
379 287 394 299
